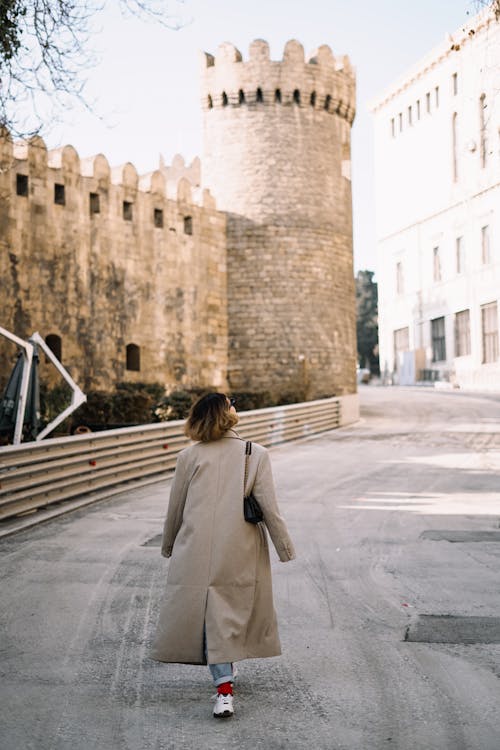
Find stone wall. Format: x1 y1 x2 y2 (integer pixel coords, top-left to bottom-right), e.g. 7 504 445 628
0 132 228 393
0 36 359 404
201 39 357 398
224 220 356 398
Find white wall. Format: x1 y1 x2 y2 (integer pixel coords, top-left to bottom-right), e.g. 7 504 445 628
372 8 500 387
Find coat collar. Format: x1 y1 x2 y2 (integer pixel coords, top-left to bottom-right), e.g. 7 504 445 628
221 428 243 440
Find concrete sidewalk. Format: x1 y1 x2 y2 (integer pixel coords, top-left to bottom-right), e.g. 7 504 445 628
1 387 500 749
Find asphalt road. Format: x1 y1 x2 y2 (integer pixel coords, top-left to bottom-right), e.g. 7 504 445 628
1 386 500 750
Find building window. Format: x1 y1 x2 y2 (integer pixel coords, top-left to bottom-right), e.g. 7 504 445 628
433 246 441 282
126 343 141 371
408 105 412 126
396 261 404 295
238 89 245 104
481 302 499 363
46 334 62 361
454 309 471 357
310 91 316 107
293 89 301 105
207 94 213 109
456 236 463 274
479 93 487 168
54 183 66 205
274 89 282 103
481 225 490 264
398 112 403 132
452 112 458 182
393 327 409 372
16 174 29 197
222 91 228 106
154 208 164 228
452 73 458 95
256 88 263 103
89 192 100 215
426 92 431 113
416 99 421 120
481 226 490 265
183 215 193 235
123 201 133 221
435 86 439 107
431 316 446 362
391 118 395 137
324 94 331 111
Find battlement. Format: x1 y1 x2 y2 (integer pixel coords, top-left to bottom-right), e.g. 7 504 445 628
0 127 228 396
201 38 355 124
0 33 357 406
0 130 213 209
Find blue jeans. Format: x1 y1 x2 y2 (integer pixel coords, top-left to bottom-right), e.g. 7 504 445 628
203 625 234 687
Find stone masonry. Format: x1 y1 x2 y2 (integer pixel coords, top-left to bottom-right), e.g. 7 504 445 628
202 40 357 398
0 135 228 392
0 38 357 401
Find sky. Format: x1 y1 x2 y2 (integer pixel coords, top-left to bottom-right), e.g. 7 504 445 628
34 0 480 273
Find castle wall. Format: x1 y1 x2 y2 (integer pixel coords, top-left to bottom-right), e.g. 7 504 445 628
0 35 359 407
224 221 356 399
201 40 357 398
0 133 228 393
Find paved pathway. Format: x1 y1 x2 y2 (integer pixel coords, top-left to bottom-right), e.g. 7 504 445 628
1 387 500 749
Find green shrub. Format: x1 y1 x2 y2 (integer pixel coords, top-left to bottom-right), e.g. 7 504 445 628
39 381 73 433
154 387 212 422
73 382 166 427
116 381 165 402
229 391 274 411
112 389 154 424
275 389 307 406
36 380 335 434
74 390 115 426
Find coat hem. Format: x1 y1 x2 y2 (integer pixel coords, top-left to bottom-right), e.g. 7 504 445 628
149 654 207 666
149 649 282 665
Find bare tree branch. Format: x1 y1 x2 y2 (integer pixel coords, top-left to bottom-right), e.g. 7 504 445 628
0 0 190 137
470 0 500 20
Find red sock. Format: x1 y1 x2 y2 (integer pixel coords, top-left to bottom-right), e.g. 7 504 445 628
217 682 233 696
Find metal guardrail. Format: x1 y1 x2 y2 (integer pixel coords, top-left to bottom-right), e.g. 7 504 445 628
0 397 342 525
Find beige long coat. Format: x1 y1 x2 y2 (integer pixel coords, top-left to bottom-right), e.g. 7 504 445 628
150 430 296 665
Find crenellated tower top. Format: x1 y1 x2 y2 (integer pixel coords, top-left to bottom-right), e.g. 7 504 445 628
200 37 357 400
201 38 355 124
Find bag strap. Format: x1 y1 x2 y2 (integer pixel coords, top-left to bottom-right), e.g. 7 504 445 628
244 441 252 496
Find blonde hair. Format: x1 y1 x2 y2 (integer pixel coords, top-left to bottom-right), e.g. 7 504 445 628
184 392 238 442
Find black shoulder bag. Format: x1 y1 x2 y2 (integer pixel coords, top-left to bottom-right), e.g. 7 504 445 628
243 441 263 524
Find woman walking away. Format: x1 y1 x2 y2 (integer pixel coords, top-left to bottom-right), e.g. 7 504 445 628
151 393 296 718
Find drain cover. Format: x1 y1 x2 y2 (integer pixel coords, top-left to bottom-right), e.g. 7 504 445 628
420 530 500 543
405 615 500 644
141 534 162 547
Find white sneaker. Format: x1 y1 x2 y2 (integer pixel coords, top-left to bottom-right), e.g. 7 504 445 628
213 692 234 718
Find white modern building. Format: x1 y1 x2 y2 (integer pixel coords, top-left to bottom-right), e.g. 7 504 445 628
371 6 500 390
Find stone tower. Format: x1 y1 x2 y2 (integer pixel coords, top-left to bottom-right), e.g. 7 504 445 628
201 39 357 400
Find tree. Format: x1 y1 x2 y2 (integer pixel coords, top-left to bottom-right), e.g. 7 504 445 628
472 1 500 19
0 0 189 136
355 269 380 375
